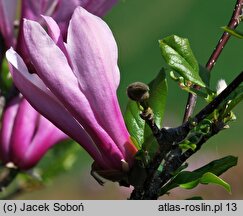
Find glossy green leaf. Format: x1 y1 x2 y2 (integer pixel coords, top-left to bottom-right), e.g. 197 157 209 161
179 172 231 193
159 156 237 195
179 142 197 151
124 100 145 148
190 155 237 176
124 69 168 149
222 26 243 39
200 172 231 193
147 69 167 129
159 35 205 87
144 69 168 154
180 179 199 189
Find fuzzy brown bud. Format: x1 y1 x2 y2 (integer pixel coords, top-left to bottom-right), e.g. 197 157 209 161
126 82 150 102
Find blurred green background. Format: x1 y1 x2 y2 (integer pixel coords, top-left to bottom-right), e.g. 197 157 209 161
18 0 243 199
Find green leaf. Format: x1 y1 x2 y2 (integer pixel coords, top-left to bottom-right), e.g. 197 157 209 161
144 69 168 151
159 35 205 87
146 68 168 131
221 26 243 39
159 156 237 195
193 155 237 177
124 69 168 149
179 142 197 151
180 179 200 189
171 163 188 176
200 172 231 193
179 172 231 193
124 100 145 148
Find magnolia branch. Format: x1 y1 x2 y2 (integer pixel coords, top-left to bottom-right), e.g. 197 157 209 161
144 71 243 199
130 71 243 199
183 0 243 123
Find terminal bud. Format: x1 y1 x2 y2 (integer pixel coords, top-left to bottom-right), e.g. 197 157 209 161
127 82 150 102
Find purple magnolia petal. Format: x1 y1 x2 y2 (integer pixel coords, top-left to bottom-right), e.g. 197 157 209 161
0 0 17 47
67 7 119 89
21 0 59 21
79 0 118 16
23 19 125 169
19 0 117 40
10 97 39 160
6 48 112 169
41 15 70 63
16 0 59 61
67 7 136 162
52 0 118 37
0 97 20 162
16 0 118 59
11 99 67 169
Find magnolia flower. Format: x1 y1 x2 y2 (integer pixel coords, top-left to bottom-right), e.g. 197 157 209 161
21 0 118 35
0 96 68 170
6 7 137 172
0 0 118 49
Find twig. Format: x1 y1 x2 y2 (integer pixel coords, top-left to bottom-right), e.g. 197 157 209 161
141 71 243 199
155 121 222 199
183 0 243 123
0 167 19 192
194 71 243 123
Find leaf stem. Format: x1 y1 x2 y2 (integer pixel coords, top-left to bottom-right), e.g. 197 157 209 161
183 0 243 123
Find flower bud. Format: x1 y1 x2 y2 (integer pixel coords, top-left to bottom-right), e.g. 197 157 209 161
127 82 150 102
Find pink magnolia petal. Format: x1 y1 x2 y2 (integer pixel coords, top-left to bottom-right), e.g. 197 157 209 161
0 0 17 47
67 7 136 161
13 107 68 169
6 48 112 169
21 0 59 21
10 97 39 160
67 7 119 89
41 15 70 63
41 15 64 47
20 0 117 41
52 0 118 37
0 97 20 162
23 19 125 169
16 0 59 60
76 0 118 17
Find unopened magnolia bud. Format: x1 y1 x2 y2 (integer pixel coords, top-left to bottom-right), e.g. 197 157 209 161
127 82 149 102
